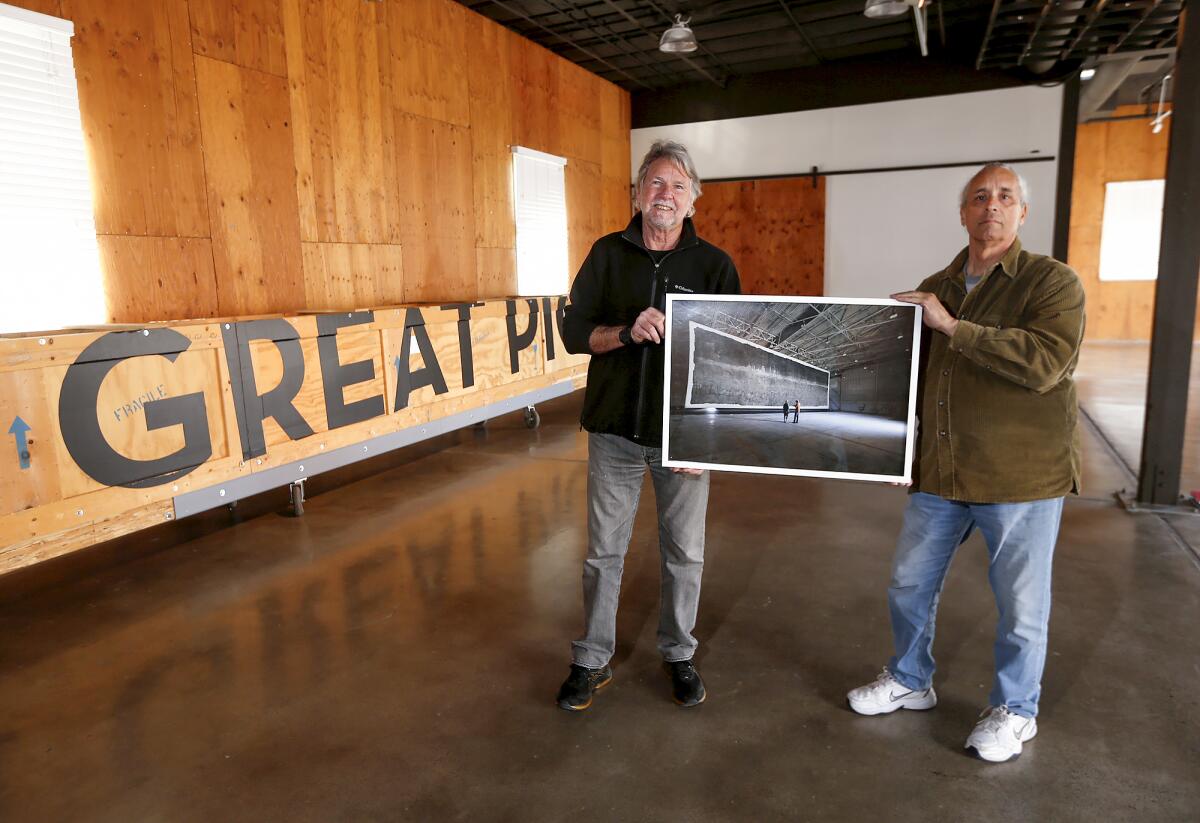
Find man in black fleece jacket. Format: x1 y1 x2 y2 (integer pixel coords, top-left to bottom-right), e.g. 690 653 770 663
555 140 740 711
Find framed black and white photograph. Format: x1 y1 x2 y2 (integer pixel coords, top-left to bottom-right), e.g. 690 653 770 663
662 295 923 483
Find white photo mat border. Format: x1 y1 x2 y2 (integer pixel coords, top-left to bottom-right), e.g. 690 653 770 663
662 293 924 484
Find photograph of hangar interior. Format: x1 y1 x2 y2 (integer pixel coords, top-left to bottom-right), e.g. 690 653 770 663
666 298 918 478
0 0 1197 820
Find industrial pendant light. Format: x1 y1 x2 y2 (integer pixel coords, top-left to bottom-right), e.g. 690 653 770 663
863 0 909 18
659 14 698 54
864 0 929 56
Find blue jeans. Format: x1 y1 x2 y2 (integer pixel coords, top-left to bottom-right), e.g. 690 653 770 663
571 433 710 669
887 492 1064 718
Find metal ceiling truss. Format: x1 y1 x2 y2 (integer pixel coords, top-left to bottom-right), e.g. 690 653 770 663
464 0 995 91
707 304 910 372
976 0 1184 71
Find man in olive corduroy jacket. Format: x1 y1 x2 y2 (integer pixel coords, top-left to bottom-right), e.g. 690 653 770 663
846 162 1086 764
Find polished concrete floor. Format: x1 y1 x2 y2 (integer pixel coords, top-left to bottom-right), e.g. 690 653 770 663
0 343 1197 822
667 411 907 476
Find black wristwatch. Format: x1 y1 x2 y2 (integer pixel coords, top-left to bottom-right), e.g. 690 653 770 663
618 326 635 346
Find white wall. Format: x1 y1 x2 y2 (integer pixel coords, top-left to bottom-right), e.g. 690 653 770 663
631 86 1064 297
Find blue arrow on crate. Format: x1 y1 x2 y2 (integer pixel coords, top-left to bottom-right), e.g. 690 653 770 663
8 416 31 470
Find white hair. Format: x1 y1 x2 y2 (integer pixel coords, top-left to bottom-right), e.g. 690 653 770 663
635 139 703 202
960 162 1030 207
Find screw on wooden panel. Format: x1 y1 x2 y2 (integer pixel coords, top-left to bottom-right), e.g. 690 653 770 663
165 512 174 520
75 508 83 516
38 338 47 345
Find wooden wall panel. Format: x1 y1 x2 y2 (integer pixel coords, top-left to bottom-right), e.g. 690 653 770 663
301 242 404 311
466 13 516 251
691 177 825 296
750 178 825 296
512 40 559 158
5 0 61 15
195 55 304 316
600 81 632 234
602 178 632 238
566 160 603 278
394 114 474 242
27 0 629 326
395 113 476 301
465 13 630 294
1067 104 1200 340
387 0 470 127
557 60 603 165
189 0 287 77
476 246 516 298
98 236 220 321
401 242 477 304
283 0 399 244
63 0 209 237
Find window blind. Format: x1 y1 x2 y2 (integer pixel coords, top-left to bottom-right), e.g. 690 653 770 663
0 3 104 334
512 146 568 297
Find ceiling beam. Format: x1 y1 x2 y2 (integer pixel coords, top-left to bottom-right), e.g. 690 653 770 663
1017 0 1058 67
777 1 825 63
545 0 679 85
975 0 1004 69
1061 0 1113 60
486 0 651 87
1107 0 1165 54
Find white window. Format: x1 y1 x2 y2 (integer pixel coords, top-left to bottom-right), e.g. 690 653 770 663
1098 179 1164 282
0 3 104 334
511 146 568 296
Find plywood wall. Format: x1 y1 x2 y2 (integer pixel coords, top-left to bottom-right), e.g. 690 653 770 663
1069 104 1200 340
690 177 825 296
8 0 631 323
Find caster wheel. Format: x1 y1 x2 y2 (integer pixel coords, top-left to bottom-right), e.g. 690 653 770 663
524 406 541 429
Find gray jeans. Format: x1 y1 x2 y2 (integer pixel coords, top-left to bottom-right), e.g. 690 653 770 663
571 432 710 668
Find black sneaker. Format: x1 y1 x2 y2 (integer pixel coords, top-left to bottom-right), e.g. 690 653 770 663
556 664 613 711
665 659 706 707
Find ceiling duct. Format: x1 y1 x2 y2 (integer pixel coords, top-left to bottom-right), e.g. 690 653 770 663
1078 55 1142 121
1021 0 1086 75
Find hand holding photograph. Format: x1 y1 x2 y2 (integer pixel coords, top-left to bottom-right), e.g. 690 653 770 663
662 295 923 483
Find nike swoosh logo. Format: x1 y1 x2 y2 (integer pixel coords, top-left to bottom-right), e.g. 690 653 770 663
889 690 914 702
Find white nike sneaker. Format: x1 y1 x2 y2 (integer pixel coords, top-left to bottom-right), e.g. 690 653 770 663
847 668 938 716
965 706 1038 762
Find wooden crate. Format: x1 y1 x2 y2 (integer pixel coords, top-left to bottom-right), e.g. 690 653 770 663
0 296 586 575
